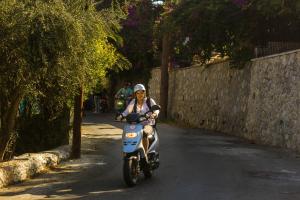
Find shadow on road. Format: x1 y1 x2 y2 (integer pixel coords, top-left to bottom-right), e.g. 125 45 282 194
2 112 300 200
0 112 149 200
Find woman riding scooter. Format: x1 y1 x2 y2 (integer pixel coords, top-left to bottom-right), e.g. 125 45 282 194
116 83 159 155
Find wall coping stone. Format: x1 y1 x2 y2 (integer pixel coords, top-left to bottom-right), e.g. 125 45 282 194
155 49 300 70
251 49 300 61
171 60 229 72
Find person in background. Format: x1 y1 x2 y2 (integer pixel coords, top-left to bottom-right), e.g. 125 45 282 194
125 82 134 105
93 92 101 113
115 82 133 106
99 89 108 113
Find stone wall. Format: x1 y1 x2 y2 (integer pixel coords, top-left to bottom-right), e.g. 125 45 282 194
148 50 300 151
148 68 161 104
245 51 300 149
168 62 251 136
0 145 70 188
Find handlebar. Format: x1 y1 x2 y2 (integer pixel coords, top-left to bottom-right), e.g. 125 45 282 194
115 104 160 123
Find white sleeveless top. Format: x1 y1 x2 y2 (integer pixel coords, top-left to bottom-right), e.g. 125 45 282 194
122 98 159 125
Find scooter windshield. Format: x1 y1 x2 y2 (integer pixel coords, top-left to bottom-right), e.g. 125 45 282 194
125 113 141 124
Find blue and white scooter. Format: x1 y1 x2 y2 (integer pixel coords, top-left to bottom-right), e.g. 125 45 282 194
121 105 160 187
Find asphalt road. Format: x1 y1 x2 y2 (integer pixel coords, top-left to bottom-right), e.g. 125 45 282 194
1 113 300 200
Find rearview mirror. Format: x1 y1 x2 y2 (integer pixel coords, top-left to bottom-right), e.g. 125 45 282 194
151 105 161 112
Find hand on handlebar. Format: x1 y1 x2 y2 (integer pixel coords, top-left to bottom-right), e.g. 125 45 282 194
116 114 123 121
150 113 157 119
145 112 157 119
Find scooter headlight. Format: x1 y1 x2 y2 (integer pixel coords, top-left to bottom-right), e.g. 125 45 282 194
125 132 137 138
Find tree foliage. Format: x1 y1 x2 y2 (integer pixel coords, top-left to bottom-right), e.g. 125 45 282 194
107 0 162 91
158 0 300 66
0 0 127 159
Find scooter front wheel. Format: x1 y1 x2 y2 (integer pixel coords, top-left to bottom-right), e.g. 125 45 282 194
143 167 152 179
123 157 139 187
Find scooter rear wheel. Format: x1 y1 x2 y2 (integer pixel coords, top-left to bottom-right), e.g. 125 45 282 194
123 157 139 187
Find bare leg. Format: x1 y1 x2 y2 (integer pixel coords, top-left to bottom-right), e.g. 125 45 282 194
143 125 153 162
143 137 149 153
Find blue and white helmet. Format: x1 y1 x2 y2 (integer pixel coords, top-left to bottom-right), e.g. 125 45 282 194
134 84 146 93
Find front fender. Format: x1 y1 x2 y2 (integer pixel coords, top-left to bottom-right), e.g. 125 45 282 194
123 148 146 160
123 155 138 161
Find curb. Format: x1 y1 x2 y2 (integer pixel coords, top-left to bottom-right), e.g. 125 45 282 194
0 145 71 188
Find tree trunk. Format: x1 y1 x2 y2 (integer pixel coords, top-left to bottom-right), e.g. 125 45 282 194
71 85 83 159
159 32 171 120
0 95 23 161
109 76 117 111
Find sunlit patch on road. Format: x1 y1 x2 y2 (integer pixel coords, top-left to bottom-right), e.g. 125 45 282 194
82 123 122 140
89 189 124 195
56 188 72 193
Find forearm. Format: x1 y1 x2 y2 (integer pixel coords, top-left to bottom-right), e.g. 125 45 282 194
122 101 134 116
